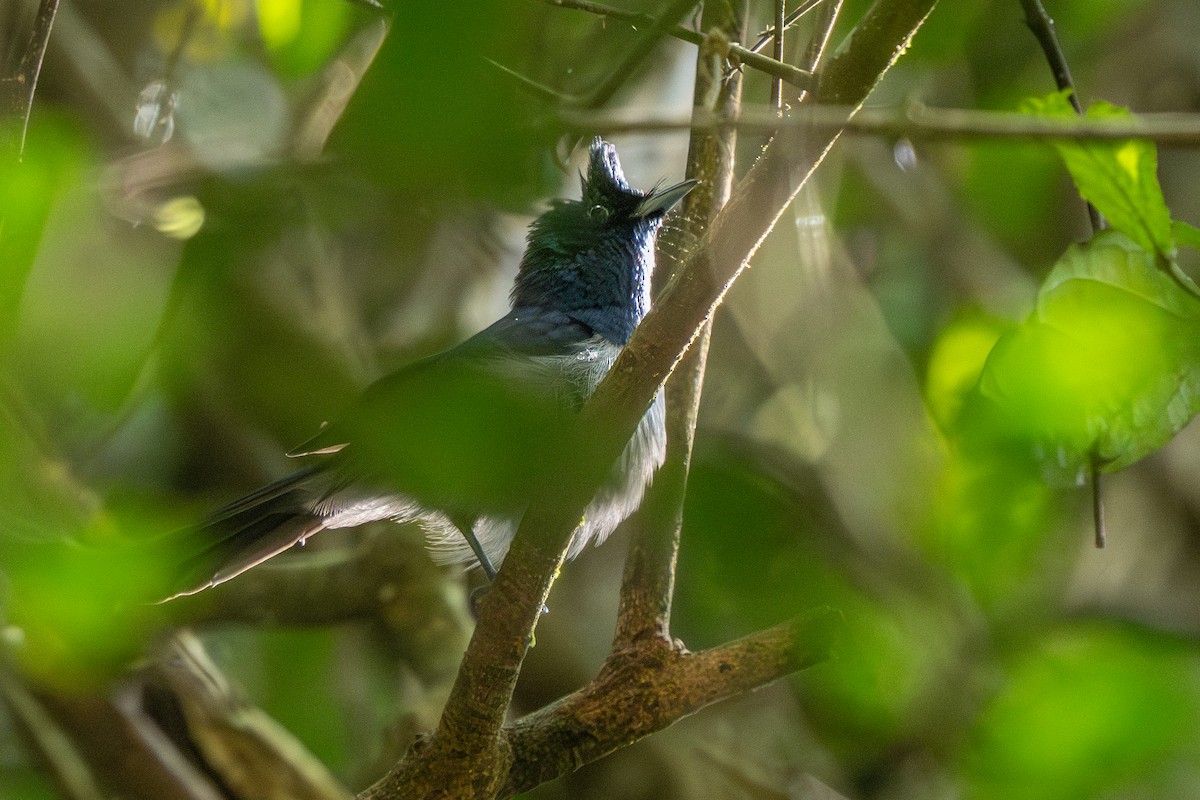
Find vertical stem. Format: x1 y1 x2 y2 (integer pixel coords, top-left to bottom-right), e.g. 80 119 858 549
1017 0 1080 111
1017 0 1103 232
1021 0 1107 548
613 0 747 648
1091 460 1106 549
771 0 785 111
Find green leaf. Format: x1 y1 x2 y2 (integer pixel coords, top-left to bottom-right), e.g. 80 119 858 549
964 624 1200 800
1020 91 1173 257
974 231 1200 475
1173 220 1200 252
924 311 1011 430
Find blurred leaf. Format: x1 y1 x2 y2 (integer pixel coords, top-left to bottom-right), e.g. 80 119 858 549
258 629 350 775
974 231 1200 476
330 1 552 206
964 624 1200 800
313 346 576 516
921 443 1069 610
676 441 950 764
1021 91 1173 257
961 141 1067 264
256 0 302 51
924 311 1011 430
11 183 181 414
3 508 179 689
676 440 848 646
0 770 58 800
259 0 354 78
0 116 89 342
800 593 954 763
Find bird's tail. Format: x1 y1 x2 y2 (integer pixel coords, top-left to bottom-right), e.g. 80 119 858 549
162 468 327 601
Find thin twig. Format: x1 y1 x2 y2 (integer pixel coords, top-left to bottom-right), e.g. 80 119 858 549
540 0 811 90
800 0 843 100
771 0 785 111
1018 0 1104 231
1017 0 1081 112
749 0 826 54
554 102 1200 145
0 670 106 800
576 0 699 108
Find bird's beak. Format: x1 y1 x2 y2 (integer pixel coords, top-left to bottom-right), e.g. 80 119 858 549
635 178 698 218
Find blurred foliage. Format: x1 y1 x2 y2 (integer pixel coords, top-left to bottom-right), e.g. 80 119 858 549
2 1 1200 800
963 623 1200 800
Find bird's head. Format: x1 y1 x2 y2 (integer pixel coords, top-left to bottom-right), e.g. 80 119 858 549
512 138 695 345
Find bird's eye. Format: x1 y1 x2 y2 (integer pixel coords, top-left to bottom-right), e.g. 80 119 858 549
588 204 610 223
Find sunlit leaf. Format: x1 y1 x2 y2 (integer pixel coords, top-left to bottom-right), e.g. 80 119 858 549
1021 91 1172 257
260 0 354 78
256 0 301 50
974 231 1200 476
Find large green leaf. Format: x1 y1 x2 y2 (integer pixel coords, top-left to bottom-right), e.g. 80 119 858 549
1021 91 1173 257
974 231 1200 476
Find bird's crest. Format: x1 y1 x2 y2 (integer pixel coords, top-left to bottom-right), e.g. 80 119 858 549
581 137 639 208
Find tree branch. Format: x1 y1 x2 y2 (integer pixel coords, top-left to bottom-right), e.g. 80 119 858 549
500 608 840 796
151 633 353 800
770 0 785 110
1 667 224 800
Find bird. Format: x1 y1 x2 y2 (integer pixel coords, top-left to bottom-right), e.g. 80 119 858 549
168 138 695 598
